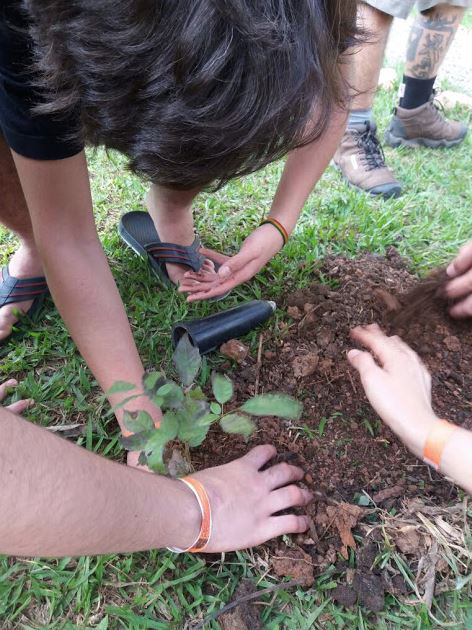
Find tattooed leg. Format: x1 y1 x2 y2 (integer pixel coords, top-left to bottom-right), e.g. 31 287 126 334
406 4 466 79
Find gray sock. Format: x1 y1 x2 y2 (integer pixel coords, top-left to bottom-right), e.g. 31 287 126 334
348 109 374 128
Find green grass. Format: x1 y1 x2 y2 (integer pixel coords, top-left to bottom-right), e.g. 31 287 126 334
462 9 472 30
1 76 471 628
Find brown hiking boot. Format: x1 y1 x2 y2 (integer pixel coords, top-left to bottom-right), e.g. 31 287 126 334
333 122 402 199
384 94 468 149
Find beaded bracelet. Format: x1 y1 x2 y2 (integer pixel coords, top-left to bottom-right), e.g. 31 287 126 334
260 217 289 247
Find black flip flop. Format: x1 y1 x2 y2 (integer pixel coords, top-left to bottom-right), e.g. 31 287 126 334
119 211 229 298
0 266 49 346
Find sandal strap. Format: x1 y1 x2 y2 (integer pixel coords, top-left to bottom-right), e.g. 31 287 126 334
145 236 205 273
0 266 48 306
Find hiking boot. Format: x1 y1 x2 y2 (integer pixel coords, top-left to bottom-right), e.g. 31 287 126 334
333 121 402 199
384 94 468 149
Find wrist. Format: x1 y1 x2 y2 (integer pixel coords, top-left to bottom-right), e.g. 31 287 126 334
408 411 441 459
259 218 289 249
167 479 202 550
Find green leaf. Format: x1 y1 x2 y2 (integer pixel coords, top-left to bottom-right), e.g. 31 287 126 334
157 382 184 409
146 442 166 473
123 410 155 434
120 429 154 451
173 333 201 386
159 410 180 441
179 424 211 448
210 402 222 415
220 413 255 437
241 394 302 420
178 412 217 448
211 372 233 404
138 451 148 467
142 417 178 474
188 386 206 401
142 371 167 395
107 381 136 395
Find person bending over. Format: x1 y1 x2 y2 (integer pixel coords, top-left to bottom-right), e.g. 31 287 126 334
0 0 358 466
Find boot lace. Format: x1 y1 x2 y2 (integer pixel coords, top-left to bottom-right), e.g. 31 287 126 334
357 123 386 171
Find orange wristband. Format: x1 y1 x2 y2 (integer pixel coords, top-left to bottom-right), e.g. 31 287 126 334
167 476 212 553
423 419 457 471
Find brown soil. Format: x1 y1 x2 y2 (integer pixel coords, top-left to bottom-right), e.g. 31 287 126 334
192 248 471 610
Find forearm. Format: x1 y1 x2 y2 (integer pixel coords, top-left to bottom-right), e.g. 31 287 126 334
0 405 199 556
269 106 347 231
440 426 472 495
11 151 156 428
39 238 148 404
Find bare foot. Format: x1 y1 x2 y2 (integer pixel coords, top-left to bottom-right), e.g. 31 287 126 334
144 189 216 287
0 244 44 342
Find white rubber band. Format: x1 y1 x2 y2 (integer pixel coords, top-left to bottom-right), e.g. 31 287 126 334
167 478 210 553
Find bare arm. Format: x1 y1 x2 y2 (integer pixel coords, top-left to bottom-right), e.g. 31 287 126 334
0 399 312 556
268 105 348 231
10 150 159 431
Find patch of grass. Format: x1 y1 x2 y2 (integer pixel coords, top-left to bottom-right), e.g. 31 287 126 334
462 10 472 30
1 92 471 627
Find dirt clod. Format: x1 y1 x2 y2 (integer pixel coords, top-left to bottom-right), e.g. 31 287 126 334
220 339 249 363
393 525 422 555
332 584 357 608
219 580 263 630
287 306 303 320
353 571 385 612
271 547 315 588
292 352 319 378
443 335 461 353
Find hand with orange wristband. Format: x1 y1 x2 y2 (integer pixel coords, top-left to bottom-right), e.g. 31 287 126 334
347 324 471 495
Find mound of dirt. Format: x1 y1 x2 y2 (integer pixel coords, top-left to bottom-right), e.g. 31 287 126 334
193 248 471 607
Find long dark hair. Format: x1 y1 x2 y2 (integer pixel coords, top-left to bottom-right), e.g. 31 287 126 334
24 0 360 190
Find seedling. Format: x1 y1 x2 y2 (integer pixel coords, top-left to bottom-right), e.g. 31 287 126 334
109 333 302 475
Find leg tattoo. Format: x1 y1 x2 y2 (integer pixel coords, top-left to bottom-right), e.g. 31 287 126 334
406 9 462 80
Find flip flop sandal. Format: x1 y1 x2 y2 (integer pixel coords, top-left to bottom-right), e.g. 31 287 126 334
0 266 49 346
119 211 230 299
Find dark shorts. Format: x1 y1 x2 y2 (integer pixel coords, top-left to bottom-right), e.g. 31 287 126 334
0 0 82 160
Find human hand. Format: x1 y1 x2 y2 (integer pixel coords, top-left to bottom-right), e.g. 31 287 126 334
0 379 33 414
179 223 284 302
347 324 438 458
190 444 311 552
446 240 472 318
